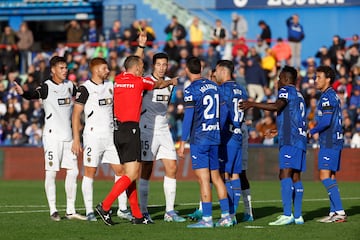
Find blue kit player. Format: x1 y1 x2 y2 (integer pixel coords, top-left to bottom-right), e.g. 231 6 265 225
177 57 232 228
240 65 307 225
214 60 248 224
309 66 347 223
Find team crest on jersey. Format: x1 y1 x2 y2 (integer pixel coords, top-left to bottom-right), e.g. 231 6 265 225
49 161 53 167
87 157 91 163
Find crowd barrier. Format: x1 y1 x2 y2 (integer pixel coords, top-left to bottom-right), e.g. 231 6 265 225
1 146 359 181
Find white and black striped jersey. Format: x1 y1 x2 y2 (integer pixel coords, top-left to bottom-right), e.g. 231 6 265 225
140 75 173 130
75 80 114 137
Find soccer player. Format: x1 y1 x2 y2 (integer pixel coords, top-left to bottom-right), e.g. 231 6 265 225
139 52 185 223
95 32 177 226
213 60 248 224
240 65 307 225
309 66 347 223
71 57 131 222
14 56 86 221
177 56 232 228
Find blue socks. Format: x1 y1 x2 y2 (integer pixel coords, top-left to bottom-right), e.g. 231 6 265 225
322 178 344 212
281 177 293 216
293 181 304 218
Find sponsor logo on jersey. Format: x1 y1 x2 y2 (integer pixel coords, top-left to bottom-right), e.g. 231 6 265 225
58 98 71 105
233 88 242 95
99 98 113 106
156 94 169 102
202 122 220 131
114 83 135 88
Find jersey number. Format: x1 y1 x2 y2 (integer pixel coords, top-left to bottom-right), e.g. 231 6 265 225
203 94 219 119
233 98 244 123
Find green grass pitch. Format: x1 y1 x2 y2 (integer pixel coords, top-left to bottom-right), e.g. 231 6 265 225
0 180 359 240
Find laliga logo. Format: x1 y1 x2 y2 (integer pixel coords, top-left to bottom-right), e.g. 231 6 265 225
233 0 248 7
233 0 345 7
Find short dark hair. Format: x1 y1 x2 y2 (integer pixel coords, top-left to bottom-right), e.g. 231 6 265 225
153 52 168 65
316 65 336 84
216 60 234 75
186 56 201 74
50 56 66 68
281 65 297 85
124 55 141 70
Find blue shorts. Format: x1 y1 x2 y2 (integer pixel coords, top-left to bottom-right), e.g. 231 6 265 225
190 144 219 170
219 142 242 174
318 148 341 171
279 145 306 172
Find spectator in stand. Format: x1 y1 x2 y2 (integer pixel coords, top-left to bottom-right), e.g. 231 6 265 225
66 20 84 44
232 37 249 59
108 20 122 42
245 57 267 103
328 35 346 68
286 14 305 68
351 121 360 148
25 120 42 146
16 22 34 74
315 46 331 66
1 26 17 45
204 45 221 70
348 34 359 50
1 44 17 75
258 20 272 47
230 13 248 39
83 19 102 43
211 19 227 47
165 15 187 42
187 17 205 47
254 37 269 58
93 41 109 59
349 85 360 121
261 48 277 87
33 60 50 84
140 19 156 47
233 47 247 69
248 127 262 144
344 44 359 69
11 117 27 145
306 97 318 130
248 47 262 63
216 38 233 61
255 114 277 145
272 38 292 68
163 39 179 62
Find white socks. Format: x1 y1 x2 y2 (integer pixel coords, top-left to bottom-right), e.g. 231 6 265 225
82 176 93 215
45 170 57 215
164 176 176 213
65 168 78 214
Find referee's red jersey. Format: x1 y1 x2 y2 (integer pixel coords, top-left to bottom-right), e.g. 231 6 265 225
114 72 155 122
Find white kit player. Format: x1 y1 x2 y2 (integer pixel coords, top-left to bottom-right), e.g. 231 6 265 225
14 56 86 221
139 52 185 223
71 57 132 222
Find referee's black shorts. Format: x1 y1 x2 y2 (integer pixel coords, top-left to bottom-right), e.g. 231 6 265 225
114 121 141 164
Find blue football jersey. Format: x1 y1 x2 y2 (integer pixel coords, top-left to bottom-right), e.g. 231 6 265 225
277 85 307 150
183 78 221 145
219 81 248 144
315 88 344 149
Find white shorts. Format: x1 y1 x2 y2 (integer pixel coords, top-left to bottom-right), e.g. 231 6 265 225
141 128 177 161
82 134 120 167
241 124 249 171
43 136 78 171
